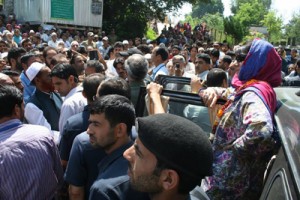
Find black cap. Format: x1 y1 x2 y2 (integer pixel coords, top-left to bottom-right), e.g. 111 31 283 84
136 113 213 180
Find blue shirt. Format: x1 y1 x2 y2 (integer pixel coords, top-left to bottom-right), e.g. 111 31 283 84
65 132 106 200
20 71 36 104
89 142 149 200
151 63 168 81
0 119 63 200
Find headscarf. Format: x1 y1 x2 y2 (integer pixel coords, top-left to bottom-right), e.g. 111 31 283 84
232 39 282 114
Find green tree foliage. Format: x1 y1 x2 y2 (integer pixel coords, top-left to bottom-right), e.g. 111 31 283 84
261 11 283 44
201 13 224 31
231 0 271 14
285 13 300 44
234 0 267 27
224 16 245 42
102 0 211 40
191 0 224 18
224 0 268 43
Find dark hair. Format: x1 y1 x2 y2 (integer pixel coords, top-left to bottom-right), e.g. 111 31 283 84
90 94 135 133
196 53 211 64
113 41 124 49
42 46 58 59
7 47 26 66
86 60 105 73
137 44 151 54
105 47 114 60
206 68 227 87
20 53 36 65
210 49 220 58
50 63 78 82
222 55 232 65
83 73 105 102
156 47 169 61
97 77 131 100
50 53 68 66
21 38 31 47
113 57 125 68
70 53 83 65
0 85 23 119
153 157 202 194
1 70 20 77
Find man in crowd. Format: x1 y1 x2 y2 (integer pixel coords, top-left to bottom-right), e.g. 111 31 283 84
24 62 62 143
50 63 87 134
81 32 97 49
0 84 63 199
88 94 148 200
125 54 149 107
59 73 105 168
150 46 169 81
65 77 134 200
85 60 106 76
195 53 211 80
1 70 24 92
7 47 26 73
123 113 213 200
218 55 232 71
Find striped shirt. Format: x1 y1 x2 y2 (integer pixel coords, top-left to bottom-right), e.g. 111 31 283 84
0 119 63 200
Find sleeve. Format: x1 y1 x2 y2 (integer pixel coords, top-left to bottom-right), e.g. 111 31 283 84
59 120 76 161
45 135 64 187
232 92 275 157
59 102 76 133
64 135 87 187
25 103 52 130
89 183 110 200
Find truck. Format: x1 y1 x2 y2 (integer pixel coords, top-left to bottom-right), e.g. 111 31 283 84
14 0 103 30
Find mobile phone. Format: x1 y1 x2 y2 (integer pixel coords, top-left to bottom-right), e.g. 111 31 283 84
89 50 99 60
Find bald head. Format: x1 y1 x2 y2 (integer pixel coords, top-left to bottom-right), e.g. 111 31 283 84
0 73 14 85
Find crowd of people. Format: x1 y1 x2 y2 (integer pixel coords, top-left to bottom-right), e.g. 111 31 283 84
0 14 299 200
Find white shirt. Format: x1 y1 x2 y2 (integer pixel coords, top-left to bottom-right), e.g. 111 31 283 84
197 70 209 81
48 39 60 48
105 59 118 77
59 86 87 133
25 103 60 144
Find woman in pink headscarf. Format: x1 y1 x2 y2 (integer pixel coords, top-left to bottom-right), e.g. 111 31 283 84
200 39 282 199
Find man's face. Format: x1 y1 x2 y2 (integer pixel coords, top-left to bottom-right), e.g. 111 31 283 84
123 138 163 193
74 56 85 72
172 48 180 56
23 41 33 52
228 60 242 78
172 58 185 77
195 58 206 74
115 63 127 79
87 113 117 150
10 76 24 92
291 50 297 58
45 49 58 68
51 76 72 96
37 67 54 92
114 47 123 57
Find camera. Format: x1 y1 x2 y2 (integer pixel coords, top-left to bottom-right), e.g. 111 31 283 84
175 63 180 69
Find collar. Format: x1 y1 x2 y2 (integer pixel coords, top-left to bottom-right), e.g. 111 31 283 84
0 119 22 132
65 86 83 100
97 141 133 172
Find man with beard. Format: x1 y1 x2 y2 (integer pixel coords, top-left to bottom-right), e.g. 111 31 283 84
123 113 213 200
88 94 149 200
7 47 26 73
24 62 62 144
